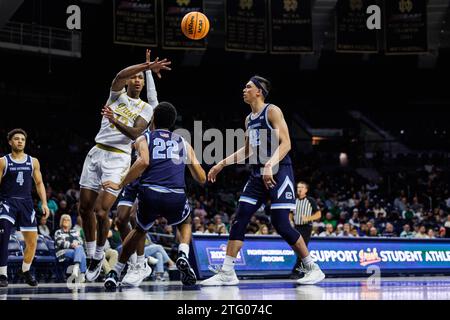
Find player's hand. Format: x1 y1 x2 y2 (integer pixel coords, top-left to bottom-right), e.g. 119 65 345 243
146 49 151 63
41 204 50 219
101 105 116 124
262 163 277 189
147 57 172 79
208 163 224 183
102 181 122 191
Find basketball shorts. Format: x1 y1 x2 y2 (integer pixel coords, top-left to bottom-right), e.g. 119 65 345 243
239 164 296 211
0 198 37 231
117 180 139 207
135 185 190 232
79 145 131 197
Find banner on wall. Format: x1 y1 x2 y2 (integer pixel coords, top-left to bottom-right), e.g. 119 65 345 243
384 0 428 54
225 0 268 53
335 0 379 53
162 0 207 50
113 0 158 47
269 0 313 54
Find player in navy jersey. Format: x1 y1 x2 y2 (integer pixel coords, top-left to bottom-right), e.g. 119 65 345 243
0 129 50 287
201 76 325 286
102 102 206 290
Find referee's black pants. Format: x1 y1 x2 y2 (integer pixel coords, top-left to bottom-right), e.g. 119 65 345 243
292 224 312 273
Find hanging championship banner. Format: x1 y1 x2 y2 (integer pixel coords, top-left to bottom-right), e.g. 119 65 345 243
385 0 427 54
113 0 158 47
335 0 379 53
162 0 207 50
269 0 313 54
225 0 267 53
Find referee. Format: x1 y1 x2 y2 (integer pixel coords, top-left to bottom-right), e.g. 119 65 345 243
289 181 321 279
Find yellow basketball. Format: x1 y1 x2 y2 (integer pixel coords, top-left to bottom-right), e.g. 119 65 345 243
181 11 210 40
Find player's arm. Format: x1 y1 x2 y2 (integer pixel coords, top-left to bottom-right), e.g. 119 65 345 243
103 113 149 140
306 210 322 222
111 58 171 92
102 136 149 190
262 106 291 189
32 158 50 218
207 116 253 183
145 49 159 108
0 157 5 185
185 142 206 184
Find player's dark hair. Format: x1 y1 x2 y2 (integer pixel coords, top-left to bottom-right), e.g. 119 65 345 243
252 75 271 95
153 102 177 129
7 128 27 141
298 181 309 190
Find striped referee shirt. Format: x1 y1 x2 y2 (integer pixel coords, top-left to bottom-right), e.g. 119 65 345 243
293 196 319 226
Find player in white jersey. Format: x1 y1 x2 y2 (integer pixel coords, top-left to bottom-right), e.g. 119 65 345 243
79 52 171 282
111 49 162 285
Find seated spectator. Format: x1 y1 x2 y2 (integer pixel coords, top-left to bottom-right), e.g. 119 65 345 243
193 201 208 223
192 216 203 232
373 203 387 219
319 224 336 237
337 223 354 237
335 224 344 236
427 228 436 239
213 214 226 233
256 224 269 235
204 222 218 235
194 224 205 234
414 225 428 238
437 226 446 238
107 218 122 251
38 216 51 238
382 223 397 237
358 222 369 237
144 238 176 281
217 225 228 235
349 210 360 229
444 215 450 229
323 212 337 228
337 212 348 226
400 224 414 238
102 221 119 275
369 227 379 237
54 214 86 280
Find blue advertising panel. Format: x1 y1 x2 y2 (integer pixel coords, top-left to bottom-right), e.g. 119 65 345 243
191 234 450 279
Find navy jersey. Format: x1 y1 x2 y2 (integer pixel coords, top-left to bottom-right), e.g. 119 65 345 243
247 104 291 177
139 130 187 189
0 154 34 200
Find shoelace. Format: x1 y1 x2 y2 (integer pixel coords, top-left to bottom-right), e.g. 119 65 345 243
208 265 223 274
295 266 307 273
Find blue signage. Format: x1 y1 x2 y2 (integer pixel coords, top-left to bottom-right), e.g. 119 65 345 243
191 235 450 278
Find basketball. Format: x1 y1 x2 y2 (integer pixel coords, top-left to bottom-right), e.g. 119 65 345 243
181 11 210 40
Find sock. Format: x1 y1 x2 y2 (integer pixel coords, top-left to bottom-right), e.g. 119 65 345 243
129 252 137 264
73 263 80 275
113 262 126 277
222 255 236 272
86 241 96 258
22 262 31 272
301 255 314 268
0 266 7 276
94 245 104 260
178 243 190 258
137 255 145 265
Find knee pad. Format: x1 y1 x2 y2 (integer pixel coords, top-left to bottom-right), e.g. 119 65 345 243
271 210 300 245
229 202 258 241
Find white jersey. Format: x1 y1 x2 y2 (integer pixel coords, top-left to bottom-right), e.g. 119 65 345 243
95 89 153 154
